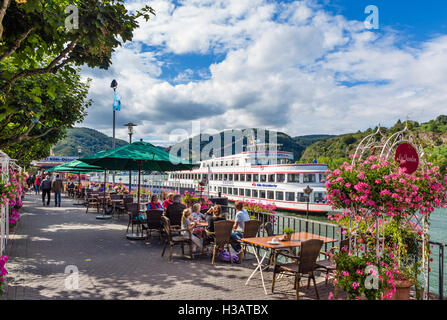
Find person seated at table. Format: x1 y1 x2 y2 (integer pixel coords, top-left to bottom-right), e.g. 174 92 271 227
230 201 250 260
191 203 205 221
181 208 203 253
148 194 163 210
206 205 226 234
162 193 174 211
164 194 186 227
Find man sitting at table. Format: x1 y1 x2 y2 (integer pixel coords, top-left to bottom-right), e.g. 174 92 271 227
148 194 163 210
230 201 250 260
164 194 185 227
162 193 174 211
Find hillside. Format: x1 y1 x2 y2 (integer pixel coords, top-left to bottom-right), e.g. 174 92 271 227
52 127 128 157
299 115 447 172
166 129 334 162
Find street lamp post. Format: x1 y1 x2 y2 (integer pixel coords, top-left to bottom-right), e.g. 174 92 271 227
124 122 137 192
304 185 313 233
111 79 118 184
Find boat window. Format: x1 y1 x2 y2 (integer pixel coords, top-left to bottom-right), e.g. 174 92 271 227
234 174 239 181
252 190 258 198
228 188 232 195
223 187 227 194
303 173 316 183
260 174 266 182
239 188 244 196
285 192 295 201
287 174 300 183
240 174 245 182
297 192 307 202
218 174 222 181
229 174 233 181
236 161 239 166
246 174 252 182
267 191 274 200
259 190 266 198
253 174 259 182
276 191 284 201
277 174 285 183
314 192 325 203
221 161 224 166
218 187 222 193
231 160 234 166
224 174 228 181
268 174 275 182
245 189 251 197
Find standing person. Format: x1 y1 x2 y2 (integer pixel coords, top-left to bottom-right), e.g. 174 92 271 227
52 174 63 207
26 175 33 193
41 175 52 206
230 201 250 260
35 175 42 194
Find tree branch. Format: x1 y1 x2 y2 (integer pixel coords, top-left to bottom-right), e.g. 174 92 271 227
2 37 79 92
0 125 59 149
0 0 11 41
0 26 36 61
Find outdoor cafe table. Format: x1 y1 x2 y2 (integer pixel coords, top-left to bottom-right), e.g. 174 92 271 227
240 232 338 295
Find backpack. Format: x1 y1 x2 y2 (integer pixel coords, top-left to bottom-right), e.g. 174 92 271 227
41 179 51 190
218 250 239 263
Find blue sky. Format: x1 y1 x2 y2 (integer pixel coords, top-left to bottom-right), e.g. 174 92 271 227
81 0 447 146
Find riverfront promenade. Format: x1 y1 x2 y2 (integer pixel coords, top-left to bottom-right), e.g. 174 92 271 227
1 194 334 300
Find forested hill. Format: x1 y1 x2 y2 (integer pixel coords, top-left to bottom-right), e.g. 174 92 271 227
52 127 128 157
165 129 334 162
299 115 447 172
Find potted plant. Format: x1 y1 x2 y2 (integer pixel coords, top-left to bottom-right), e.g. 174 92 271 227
282 228 294 241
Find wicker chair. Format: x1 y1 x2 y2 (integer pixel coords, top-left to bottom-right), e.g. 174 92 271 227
161 216 193 261
206 220 234 265
238 219 262 261
316 238 350 284
85 193 100 214
126 203 143 234
271 239 324 300
143 209 164 243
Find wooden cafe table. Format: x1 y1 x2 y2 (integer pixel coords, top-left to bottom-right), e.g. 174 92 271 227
240 232 337 295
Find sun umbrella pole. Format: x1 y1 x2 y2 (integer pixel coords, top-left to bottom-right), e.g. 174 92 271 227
103 170 107 214
137 161 142 209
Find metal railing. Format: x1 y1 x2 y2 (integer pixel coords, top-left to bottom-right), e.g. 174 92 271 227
223 206 446 300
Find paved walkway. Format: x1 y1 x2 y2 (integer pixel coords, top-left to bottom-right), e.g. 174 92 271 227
2 193 334 300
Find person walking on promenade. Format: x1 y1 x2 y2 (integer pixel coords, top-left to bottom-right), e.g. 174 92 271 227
52 174 63 207
35 175 42 194
41 175 52 206
26 175 33 193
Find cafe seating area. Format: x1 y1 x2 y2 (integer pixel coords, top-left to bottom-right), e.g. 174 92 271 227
63 185 341 300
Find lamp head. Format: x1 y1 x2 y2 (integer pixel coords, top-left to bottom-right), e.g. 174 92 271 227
110 79 118 90
304 185 313 195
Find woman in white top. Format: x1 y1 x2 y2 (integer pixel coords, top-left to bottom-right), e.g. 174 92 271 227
181 208 203 253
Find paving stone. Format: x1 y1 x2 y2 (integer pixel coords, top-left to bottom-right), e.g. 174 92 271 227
1 193 335 300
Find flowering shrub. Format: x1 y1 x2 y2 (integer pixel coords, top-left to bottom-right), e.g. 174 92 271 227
325 156 447 299
243 201 276 214
326 156 447 217
113 183 129 194
0 256 8 295
182 191 199 207
1 169 26 227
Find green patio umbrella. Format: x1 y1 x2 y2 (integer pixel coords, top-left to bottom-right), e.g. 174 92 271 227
80 141 196 235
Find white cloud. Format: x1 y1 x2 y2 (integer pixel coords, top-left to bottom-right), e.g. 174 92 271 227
80 0 447 146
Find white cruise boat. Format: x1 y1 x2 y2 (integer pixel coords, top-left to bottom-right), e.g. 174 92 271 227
165 140 332 214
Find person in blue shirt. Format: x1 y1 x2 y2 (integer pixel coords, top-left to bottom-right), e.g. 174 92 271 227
147 194 163 210
230 201 250 260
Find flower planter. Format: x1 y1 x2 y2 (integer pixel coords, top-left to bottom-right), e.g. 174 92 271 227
385 280 414 300
283 234 291 241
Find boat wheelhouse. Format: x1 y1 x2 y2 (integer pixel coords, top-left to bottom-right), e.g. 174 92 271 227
166 140 331 213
